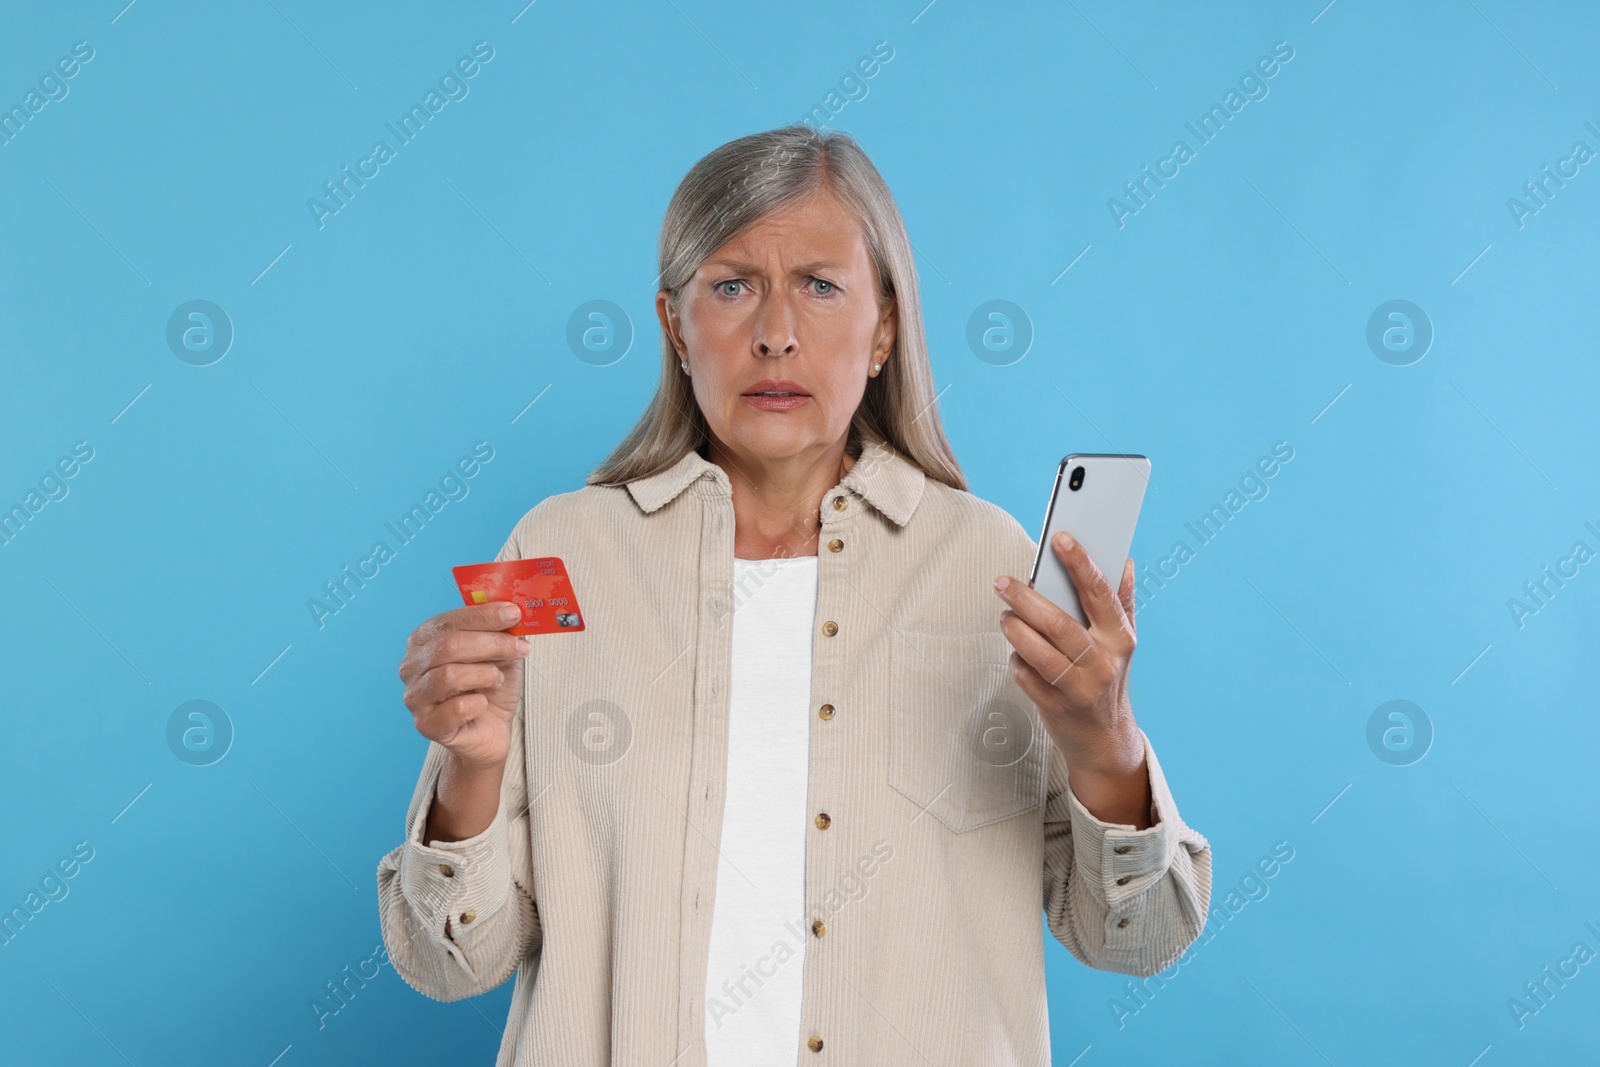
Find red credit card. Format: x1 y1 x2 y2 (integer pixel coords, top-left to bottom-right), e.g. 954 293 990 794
451 557 585 635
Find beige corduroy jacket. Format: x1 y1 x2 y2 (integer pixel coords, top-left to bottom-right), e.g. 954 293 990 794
376 435 1213 1066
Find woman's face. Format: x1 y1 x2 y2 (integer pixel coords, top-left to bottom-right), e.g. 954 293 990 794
658 186 897 468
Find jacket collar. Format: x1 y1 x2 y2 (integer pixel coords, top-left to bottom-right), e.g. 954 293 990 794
624 436 927 528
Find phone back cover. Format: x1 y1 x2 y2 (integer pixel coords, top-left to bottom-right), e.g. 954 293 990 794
1031 456 1150 626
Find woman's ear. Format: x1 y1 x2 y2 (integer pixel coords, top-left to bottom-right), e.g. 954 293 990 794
873 299 898 368
656 289 686 357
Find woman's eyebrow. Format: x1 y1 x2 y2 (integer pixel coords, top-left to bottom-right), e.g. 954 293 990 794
706 258 848 276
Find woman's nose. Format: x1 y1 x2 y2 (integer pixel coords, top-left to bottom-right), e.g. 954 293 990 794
753 287 800 357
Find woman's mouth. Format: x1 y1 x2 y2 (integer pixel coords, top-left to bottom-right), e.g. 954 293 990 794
741 381 811 411
742 392 810 411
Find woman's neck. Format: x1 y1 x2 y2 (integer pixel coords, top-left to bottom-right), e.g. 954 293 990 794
707 436 857 559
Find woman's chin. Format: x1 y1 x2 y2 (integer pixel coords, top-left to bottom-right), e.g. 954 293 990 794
722 423 833 463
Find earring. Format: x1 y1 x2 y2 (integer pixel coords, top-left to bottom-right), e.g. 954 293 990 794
872 363 881 373
680 362 688 372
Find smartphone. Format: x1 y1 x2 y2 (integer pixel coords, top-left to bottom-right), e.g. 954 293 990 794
1028 454 1151 626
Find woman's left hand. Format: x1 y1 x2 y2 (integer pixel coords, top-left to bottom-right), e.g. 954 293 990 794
994 531 1151 823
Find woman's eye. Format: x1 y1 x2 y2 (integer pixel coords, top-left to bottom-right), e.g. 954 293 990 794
810 278 836 296
716 280 743 297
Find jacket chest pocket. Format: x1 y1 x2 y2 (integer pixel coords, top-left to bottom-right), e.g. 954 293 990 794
887 629 1047 833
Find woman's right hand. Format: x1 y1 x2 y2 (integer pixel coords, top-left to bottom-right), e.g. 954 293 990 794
400 602 532 771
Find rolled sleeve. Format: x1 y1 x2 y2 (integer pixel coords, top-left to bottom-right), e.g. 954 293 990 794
399 778 515 945
1043 726 1213 977
378 725 540 1000
1066 728 1181 906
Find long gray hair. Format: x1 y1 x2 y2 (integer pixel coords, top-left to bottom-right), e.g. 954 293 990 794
586 123 966 492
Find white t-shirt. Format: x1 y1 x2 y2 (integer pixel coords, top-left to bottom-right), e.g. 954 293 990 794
704 554 818 1065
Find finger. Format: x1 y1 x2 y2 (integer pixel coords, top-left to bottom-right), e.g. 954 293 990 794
423 628 529 674
1119 557 1137 639
447 601 526 633
992 575 1094 675
1052 532 1133 641
413 660 506 708
1006 649 1074 712
416 690 505 746
995 575 1091 662
414 690 487 742
408 603 518 656
999 607 1095 691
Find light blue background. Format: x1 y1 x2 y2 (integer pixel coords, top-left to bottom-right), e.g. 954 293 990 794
3 1 1597 1064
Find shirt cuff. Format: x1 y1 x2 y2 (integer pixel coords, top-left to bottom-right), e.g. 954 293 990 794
1066 727 1180 905
397 770 513 943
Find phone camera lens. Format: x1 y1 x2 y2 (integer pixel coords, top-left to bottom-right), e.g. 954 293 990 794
1068 466 1085 491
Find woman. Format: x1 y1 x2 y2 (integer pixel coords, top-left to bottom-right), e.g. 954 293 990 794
380 124 1211 1066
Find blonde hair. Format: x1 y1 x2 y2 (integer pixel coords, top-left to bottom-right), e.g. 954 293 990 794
586 123 967 492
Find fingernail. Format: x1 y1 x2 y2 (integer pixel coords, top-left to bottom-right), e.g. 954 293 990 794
993 576 1011 593
515 637 531 654
1055 531 1075 551
499 604 520 622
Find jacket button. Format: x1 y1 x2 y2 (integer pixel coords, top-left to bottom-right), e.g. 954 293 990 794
1113 845 1132 854
1116 916 1131 928
815 812 831 829
827 538 843 552
1116 875 1131 885
821 620 838 637
808 1036 824 1052
832 496 847 511
818 704 835 720
812 919 826 938
438 864 455 878
459 911 476 924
